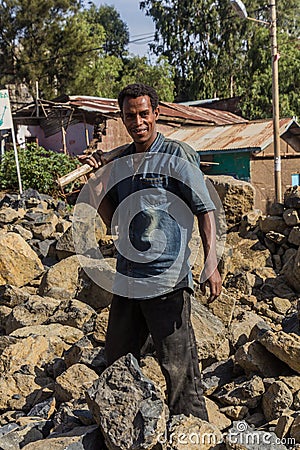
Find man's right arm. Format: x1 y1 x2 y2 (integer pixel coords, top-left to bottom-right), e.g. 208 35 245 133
98 195 115 229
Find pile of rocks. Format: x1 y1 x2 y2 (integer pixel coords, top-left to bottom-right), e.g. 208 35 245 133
0 183 299 450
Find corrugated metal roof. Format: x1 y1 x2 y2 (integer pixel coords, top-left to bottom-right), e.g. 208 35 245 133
159 101 246 125
66 96 246 125
164 118 300 153
13 95 247 136
68 96 119 115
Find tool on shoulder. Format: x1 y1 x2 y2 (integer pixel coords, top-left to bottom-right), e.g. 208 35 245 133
57 144 129 189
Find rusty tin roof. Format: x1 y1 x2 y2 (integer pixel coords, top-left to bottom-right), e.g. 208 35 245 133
164 118 300 153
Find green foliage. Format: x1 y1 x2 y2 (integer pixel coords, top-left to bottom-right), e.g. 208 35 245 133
0 0 83 96
83 4 130 58
116 56 175 101
0 144 78 195
0 0 175 101
140 0 300 119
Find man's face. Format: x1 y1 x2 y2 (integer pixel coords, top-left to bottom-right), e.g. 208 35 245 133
121 95 159 150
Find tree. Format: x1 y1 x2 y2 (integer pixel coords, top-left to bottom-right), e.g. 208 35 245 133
0 0 175 100
117 56 175 101
140 0 300 119
83 4 130 59
0 0 83 94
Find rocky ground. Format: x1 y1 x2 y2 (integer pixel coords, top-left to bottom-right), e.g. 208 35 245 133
0 180 300 450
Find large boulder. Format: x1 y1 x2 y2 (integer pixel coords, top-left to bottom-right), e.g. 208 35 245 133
191 297 230 364
56 215 106 260
38 255 115 309
55 363 98 403
86 353 167 450
0 232 44 286
234 341 289 377
0 206 25 224
209 175 255 228
5 296 96 334
262 380 293 421
223 232 272 275
259 330 300 373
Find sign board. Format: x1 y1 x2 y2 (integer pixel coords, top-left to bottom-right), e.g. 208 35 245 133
0 89 23 194
0 89 14 130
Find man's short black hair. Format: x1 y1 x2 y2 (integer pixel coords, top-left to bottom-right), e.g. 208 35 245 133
118 83 159 112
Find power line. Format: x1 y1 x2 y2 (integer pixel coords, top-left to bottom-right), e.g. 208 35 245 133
4 6 298 66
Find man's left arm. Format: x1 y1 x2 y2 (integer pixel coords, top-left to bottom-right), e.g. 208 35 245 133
197 210 222 302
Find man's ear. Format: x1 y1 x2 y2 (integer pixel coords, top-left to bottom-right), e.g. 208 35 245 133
154 106 160 120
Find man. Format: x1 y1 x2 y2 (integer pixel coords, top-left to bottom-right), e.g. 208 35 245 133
80 83 222 420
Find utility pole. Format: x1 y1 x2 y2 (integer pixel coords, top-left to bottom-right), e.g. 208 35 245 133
230 0 282 203
270 0 282 203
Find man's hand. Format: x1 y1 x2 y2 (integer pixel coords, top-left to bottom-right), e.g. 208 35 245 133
197 211 222 303
77 150 103 169
200 267 222 303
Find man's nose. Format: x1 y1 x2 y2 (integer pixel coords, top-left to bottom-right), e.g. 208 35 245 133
134 114 143 126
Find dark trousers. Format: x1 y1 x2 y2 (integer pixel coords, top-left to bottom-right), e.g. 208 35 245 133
105 288 208 420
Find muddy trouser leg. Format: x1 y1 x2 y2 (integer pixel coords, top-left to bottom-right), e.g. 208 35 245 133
105 294 149 366
141 288 208 420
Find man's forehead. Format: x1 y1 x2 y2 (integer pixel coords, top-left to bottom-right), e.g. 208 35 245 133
123 95 152 110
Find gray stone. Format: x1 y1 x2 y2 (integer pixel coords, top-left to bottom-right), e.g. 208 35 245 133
269 202 285 216
27 397 56 420
275 412 295 439
259 216 287 234
86 353 167 450
201 358 235 395
64 345 106 375
283 208 300 226
284 186 300 209
288 227 300 246
290 414 300 443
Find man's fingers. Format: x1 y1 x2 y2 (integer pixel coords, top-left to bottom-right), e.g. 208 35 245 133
78 151 103 169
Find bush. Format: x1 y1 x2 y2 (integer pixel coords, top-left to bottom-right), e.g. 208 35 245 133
0 144 79 196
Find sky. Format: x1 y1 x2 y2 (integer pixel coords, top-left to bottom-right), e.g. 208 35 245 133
85 0 156 58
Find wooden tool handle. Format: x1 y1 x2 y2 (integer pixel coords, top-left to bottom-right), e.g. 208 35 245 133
57 144 129 188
